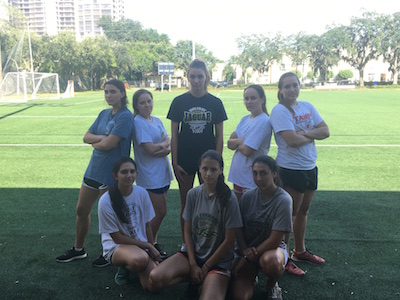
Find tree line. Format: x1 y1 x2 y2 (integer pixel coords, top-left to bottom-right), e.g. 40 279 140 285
1 6 399 89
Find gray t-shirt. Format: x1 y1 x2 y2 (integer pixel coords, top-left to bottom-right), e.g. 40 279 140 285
239 187 292 250
182 184 243 269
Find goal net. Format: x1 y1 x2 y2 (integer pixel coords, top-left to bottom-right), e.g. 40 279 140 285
0 71 60 103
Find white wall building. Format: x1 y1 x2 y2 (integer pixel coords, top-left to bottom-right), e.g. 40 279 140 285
212 55 393 85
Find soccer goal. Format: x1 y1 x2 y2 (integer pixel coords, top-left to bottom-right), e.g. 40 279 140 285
0 71 60 103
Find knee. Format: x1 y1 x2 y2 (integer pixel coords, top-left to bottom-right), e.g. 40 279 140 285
126 254 149 272
260 254 284 277
76 204 90 218
149 269 163 291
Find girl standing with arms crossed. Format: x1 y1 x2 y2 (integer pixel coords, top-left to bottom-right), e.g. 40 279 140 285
270 72 330 275
57 79 134 266
228 84 272 202
97 156 160 288
229 156 292 300
149 150 242 299
132 89 173 259
167 59 228 237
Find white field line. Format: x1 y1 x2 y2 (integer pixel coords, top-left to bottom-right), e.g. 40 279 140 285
1 115 167 119
0 144 399 147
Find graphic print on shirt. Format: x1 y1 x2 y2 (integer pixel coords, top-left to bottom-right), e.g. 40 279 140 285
193 213 219 247
105 119 115 135
293 112 314 131
183 107 212 134
123 203 140 240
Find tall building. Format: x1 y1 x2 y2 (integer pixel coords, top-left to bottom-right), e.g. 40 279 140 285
75 0 125 40
56 0 75 33
8 0 57 35
6 0 125 38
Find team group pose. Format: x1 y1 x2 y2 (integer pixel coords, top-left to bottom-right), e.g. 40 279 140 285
57 60 329 299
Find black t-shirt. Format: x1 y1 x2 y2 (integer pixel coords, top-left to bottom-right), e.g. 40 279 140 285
167 92 227 174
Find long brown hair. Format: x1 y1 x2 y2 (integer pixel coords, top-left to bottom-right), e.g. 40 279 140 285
277 72 300 116
104 79 128 108
244 84 269 116
109 156 137 224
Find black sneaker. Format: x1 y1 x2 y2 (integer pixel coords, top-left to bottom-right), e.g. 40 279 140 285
56 247 87 263
92 255 110 267
154 243 168 261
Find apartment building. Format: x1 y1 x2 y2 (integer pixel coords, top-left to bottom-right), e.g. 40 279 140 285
7 0 125 38
75 0 125 40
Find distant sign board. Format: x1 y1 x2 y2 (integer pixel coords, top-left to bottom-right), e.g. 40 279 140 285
158 62 174 75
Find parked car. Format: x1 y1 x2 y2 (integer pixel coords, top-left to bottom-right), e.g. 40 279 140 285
209 80 231 88
337 80 355 85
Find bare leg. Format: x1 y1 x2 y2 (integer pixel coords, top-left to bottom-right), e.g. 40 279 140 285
229 260 258 300
282 186 305 253
112 244 157 292
147 190 168 242
259 249 286 287
200 273 230 300
149 253 191 292
177 174 195 240
74 185 102 248
293 189 315 252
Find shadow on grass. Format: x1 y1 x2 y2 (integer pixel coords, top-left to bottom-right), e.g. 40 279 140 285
1 188 399 300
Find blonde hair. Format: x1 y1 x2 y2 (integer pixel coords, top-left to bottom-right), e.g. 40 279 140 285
187 58 210 92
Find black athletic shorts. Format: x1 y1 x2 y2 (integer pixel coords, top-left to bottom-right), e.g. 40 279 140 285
279 167 318 193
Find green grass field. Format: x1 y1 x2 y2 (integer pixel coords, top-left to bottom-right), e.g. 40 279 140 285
1 88 399 299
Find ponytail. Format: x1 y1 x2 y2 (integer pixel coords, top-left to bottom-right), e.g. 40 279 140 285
109 156 137 224
109 185 129 224
216 173 231 207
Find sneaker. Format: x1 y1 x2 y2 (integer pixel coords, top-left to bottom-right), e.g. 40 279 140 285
285 259 305 276
56 247 87 263
114 266 130 285
267 282 283 300
292 249 325 264
154 243 168 261
92 255 110 268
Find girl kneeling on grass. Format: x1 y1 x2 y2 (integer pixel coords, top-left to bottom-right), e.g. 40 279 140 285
98 156 161 289
149 150 242 299
229 156 292 300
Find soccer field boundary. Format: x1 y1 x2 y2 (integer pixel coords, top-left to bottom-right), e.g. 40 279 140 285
1 143 399 147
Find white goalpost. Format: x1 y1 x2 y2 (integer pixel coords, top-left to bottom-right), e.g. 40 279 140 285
0 71 60 103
